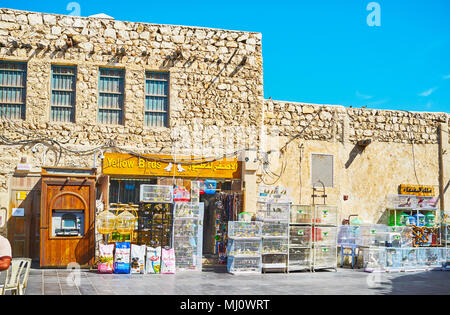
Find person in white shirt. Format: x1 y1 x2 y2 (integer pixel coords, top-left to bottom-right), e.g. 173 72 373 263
0 235 12 271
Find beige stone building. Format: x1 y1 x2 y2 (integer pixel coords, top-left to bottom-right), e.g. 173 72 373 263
0 8 448 266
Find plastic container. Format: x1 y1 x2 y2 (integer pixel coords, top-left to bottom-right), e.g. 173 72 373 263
389 212 409 226
413 212 425 227
406 215 416 226
425 212 435 227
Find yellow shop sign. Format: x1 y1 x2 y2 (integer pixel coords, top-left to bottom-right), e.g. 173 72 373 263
399 184 435 197
102 153 242 179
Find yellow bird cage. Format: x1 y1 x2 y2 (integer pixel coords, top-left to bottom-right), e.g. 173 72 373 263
96 210 117 235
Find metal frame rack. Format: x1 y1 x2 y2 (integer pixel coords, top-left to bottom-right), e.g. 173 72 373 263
172 202 204 272
258 200 290 273
288 205 313 272
137 202 173 248
227 221 263 274
312 205 338 272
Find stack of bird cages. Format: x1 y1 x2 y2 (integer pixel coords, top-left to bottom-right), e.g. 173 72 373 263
288 205 313 272
259 202 290 273
172 202 204 272
401 247 419 272
424 247 442 270
389 226 414 248
338 225 362 247
227 221 262 274
362 247 386 273
312 205 338 271
357 224 389 247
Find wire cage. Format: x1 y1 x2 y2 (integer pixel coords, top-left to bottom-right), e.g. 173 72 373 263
415 247 427 267
228 221 262 239
424 247 441 268
174 202 202 218
262 238 288 255
337 225 361 246
389 226 414 247
115 210 137 235
313 226 337 246
357 225 389 247
290 205 313 224
227 239 262 257
288 247 311 271
385 248 402 271
314 205 338 226
262 222 289 238
96 210 117 235
173 238 202 271
362 247 386 272
262 254 287 270
313 246 337 270
289 226 312 247
401 247 418 271
227 256 262 274
139 185 173 203
137 202 173 248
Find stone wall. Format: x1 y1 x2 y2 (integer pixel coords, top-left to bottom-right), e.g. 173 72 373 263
264 99 449 144
0 8 264 190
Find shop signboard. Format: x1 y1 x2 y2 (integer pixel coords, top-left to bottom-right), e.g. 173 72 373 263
102 153 242 179
399 185 435 197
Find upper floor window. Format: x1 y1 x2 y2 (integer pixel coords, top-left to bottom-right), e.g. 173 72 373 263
51 65 76 122
311 153 334 188
0 61 26 120
145 71 169 127
98 68 124 125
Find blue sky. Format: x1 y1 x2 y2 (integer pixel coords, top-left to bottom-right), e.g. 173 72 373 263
3 0 450 113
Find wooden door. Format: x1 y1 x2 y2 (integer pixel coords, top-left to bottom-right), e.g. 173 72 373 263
7 189 41 260
40 178 95 267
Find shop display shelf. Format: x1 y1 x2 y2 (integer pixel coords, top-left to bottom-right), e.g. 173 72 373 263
228 221 262 239
314 205 338 226
227 239 262 258
313 226 337 246
288 247 312 272
361 247 386 273
312 246 337 271
262 238 288 255
227 256 262 274
290 204 313 224
289 226 312 247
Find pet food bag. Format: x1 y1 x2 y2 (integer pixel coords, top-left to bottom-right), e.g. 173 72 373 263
146 246 161 274
98 243 114 274
161 247 176 274
114 241 131 274
130 244 146 274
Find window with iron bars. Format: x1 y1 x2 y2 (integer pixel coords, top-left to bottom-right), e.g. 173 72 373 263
0 61 27 120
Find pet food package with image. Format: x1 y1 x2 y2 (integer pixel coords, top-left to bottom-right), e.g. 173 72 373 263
146 246 161 274
98 243 115 274
114 241 131 274
161 247 176 274
131 244 146 274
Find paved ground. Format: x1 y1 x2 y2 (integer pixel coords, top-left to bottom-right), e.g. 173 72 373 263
2 266 449 295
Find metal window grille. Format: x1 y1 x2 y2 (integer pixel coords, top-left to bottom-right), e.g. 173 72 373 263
0 61 26 120
145 71 169 127
51 65 76 122
98 68 124 125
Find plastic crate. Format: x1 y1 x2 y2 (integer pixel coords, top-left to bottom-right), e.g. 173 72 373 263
262 221 289 238
139 185 173 203
227 239 262 257
337 225 361 246
174 202 202 218
313 246 337 269
288 248 311 271
362 247 386 272
289 226 312 247
386 248 402 270
262 238 288 254
314 205 338 226
290 205 313 224
313 226 337 246
387 195 416 209
227 256 262 274
228 221 262 239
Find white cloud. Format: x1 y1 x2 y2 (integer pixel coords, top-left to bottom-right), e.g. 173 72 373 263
356 91 373 100
419 87 438 97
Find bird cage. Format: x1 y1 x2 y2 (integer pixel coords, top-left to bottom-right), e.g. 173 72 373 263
115 210 137 235
96 210 117 235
